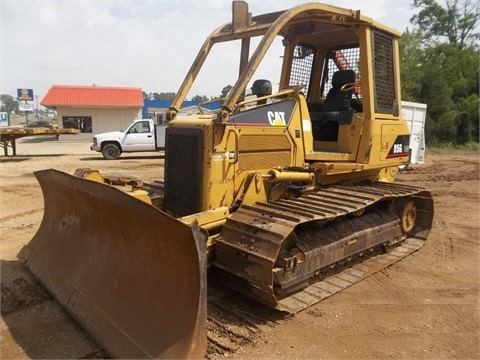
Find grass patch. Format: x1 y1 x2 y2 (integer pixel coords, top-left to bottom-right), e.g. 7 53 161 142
426 141 479 153
458 141 480 150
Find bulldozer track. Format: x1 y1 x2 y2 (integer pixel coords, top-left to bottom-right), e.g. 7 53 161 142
276 238 425 313
215 182 433 313
205 238 425 357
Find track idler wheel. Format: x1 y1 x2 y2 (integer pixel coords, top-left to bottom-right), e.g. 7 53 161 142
394 198 417 235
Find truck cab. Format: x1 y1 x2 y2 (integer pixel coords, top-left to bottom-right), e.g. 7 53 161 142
91 119 166 159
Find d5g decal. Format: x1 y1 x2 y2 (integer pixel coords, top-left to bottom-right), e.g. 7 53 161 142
387 135 410 158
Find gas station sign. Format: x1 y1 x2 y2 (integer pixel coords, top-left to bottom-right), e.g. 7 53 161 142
17 88 34 101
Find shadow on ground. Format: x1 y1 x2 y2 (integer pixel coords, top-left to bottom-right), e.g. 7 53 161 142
1 259 104 359
19 135 60 143
79 154 165 161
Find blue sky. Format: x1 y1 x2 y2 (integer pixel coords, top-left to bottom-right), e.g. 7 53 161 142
1 0 418 103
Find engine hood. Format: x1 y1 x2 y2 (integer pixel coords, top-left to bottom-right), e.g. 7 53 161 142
169 114 216 128
94 130 125 142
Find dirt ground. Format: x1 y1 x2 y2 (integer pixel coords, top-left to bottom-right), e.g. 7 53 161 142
0 137 479 359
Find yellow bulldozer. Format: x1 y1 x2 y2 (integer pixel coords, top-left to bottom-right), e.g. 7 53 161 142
19 1 434 358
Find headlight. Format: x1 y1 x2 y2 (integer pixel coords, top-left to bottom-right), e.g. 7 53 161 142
93 137 98 145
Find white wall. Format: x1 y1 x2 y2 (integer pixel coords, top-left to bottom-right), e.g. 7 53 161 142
56 106 142 140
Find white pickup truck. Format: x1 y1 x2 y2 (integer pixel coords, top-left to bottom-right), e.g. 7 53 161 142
91 119 167 160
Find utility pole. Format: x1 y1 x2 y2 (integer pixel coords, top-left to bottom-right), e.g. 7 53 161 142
35 95 39 119
25 100 29 126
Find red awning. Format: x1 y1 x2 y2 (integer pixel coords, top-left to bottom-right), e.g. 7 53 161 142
41 85 143 108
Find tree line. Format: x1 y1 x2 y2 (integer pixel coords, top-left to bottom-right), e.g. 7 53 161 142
400 0 479 146
143 85 232 103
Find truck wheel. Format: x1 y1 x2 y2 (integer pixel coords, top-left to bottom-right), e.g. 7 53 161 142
102 144 121 160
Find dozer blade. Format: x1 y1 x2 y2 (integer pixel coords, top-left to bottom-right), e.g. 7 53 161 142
18 169 207 359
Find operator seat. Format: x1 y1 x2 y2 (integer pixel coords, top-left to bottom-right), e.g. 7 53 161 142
310 70 357 142
322 69 356 112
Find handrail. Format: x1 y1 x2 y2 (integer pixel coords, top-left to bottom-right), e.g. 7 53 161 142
232 86 303 113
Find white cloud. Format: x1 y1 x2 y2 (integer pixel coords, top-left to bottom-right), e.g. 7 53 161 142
1 0 416 102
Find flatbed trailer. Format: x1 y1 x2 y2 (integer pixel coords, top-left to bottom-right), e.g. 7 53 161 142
0 127 80 156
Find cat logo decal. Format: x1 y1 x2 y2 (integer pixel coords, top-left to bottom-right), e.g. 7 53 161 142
267 111 286 126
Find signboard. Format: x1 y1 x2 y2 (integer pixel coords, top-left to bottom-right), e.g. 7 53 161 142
0 112 8 127
17 88 34 101
19 104 34 112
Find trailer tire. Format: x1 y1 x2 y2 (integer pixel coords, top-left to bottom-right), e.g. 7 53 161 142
102 143 121 160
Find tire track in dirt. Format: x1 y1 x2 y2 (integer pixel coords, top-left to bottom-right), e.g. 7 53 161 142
206 273 284 358
371 271 417 305
432 214 455 260
398 171 479 183
0 208 43 223
207 303 260 356
0 183 39 192
397 156 479 184
448 305 479 358
422 303 479 358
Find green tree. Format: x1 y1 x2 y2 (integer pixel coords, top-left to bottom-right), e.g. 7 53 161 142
399 29 425 101
456 94 480 143
0 94 19 114
401 0 480 145
420 43 479 144
152 92 176 101
191 95 209 102
221 85 232 98
411 0 480 48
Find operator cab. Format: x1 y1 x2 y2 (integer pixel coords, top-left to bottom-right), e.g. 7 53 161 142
285 38 365 157
168 2 400 163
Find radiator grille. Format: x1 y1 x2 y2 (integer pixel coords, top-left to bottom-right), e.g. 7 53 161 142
164 127 203 216
238 134 291 170
238 134 291 151
238 152 291 170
